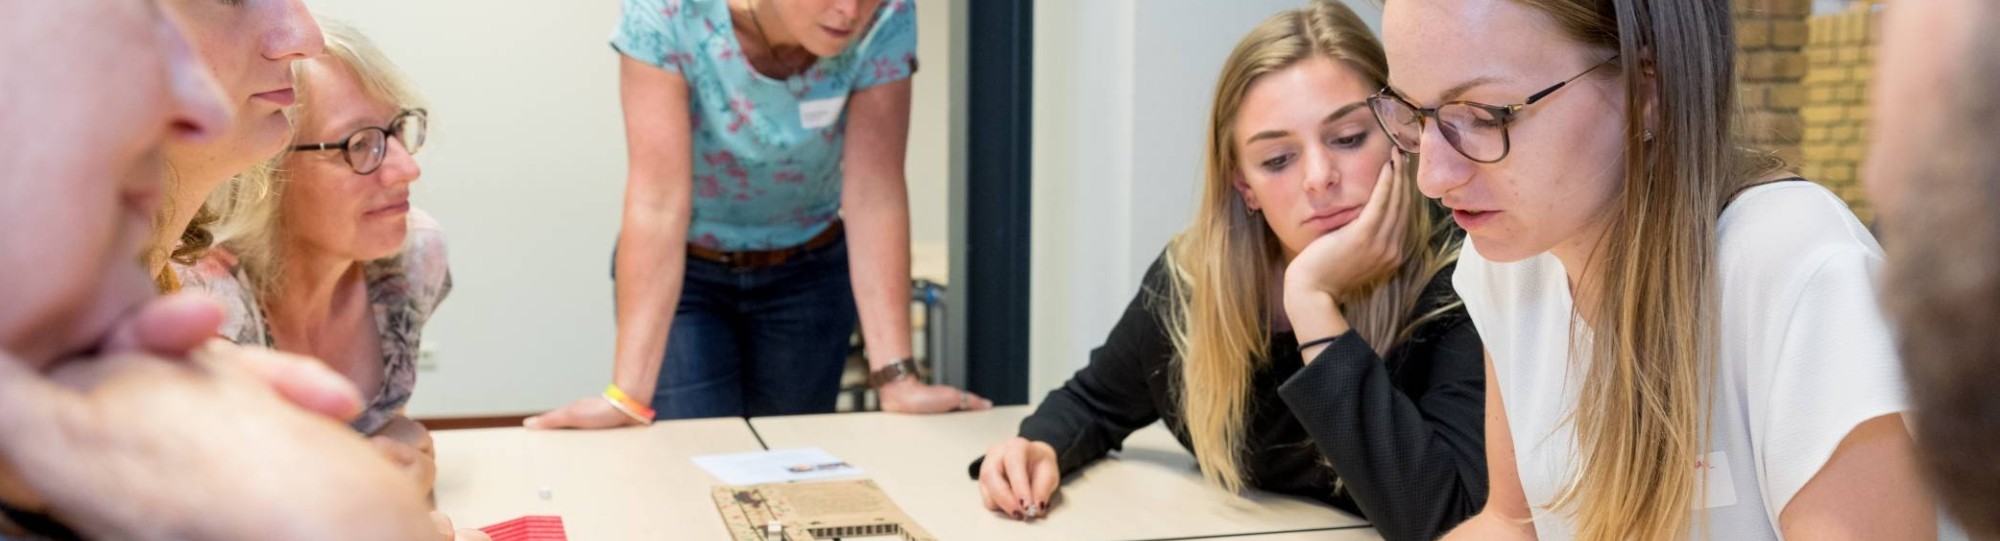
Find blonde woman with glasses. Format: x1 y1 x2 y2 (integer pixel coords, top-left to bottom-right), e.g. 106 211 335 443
179 18 454 499
1374 0 1937 539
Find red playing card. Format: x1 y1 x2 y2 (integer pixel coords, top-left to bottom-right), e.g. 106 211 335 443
479 515 568 541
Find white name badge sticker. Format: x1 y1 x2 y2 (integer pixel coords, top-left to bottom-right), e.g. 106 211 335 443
800 96 847 130
1692 451 1740 509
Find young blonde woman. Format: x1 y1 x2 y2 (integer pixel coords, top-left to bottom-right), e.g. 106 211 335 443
149 0 323 290
973 3 1485 540
179 18 452 496
1373 0 1937 539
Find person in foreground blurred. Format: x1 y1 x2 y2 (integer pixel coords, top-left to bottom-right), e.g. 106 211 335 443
1869 0 2000 538
0 0 455 539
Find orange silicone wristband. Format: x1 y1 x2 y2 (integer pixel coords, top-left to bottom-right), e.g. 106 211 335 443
603 384 656 421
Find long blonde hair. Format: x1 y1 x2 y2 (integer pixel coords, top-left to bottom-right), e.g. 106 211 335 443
1164 0 1461 494
1475 1 1786 539
208 15 428 298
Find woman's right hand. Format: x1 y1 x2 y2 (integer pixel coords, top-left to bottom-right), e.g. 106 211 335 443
1282 154 1412 303
522 396 648 430
978 437 1060 521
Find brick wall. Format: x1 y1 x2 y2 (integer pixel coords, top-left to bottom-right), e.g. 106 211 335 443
1735 0 1813 168
1799 1 1883 222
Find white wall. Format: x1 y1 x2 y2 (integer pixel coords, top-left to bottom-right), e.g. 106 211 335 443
1029 1 1383 397
310 0 959 417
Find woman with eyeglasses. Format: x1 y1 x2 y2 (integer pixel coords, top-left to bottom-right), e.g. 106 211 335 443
526 0 986 430
176 18 455 498
971 3 1486 539
1373 0 1936 539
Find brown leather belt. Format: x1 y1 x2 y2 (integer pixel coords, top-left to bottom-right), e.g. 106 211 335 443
686 220 844 269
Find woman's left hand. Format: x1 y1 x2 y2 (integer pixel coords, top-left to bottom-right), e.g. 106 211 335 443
1283 155 1412 304
878 379 993 414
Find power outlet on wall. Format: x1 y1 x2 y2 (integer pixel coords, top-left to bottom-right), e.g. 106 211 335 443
418 342 441 372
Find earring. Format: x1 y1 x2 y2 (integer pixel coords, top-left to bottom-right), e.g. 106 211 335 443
1644 130 1655 142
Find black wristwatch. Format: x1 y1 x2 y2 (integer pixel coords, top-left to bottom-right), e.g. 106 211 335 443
866 358 925 388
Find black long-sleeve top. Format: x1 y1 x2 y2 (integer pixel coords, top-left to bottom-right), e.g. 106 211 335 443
973 254 1488 541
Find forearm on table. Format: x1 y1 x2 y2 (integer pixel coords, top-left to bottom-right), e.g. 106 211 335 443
1018 413 1108 475
610 197 691 398
1280 331 1487 540
1018 381 1160 474
842 177 913 368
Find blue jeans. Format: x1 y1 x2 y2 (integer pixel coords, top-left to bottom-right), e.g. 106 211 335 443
644 238 857 419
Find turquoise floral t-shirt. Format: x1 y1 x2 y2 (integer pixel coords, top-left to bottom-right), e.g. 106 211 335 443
612 0 917 251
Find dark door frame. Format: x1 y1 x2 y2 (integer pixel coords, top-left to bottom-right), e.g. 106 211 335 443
959 0 1033 405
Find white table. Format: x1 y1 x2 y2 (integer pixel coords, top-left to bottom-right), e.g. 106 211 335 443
431 418 762 540
749 406 1373 541
1211 530 1384 540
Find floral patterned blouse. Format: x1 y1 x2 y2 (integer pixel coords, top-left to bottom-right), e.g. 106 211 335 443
173 210 452 436
611 0 917 251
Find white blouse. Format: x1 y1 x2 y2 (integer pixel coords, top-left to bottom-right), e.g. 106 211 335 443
1455 182 1907 539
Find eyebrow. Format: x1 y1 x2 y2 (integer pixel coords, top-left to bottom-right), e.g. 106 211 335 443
1325 102 1368 124
1390 75 1508 107
308 109 396 142
1243 101 1369 145
1442 76 1504 103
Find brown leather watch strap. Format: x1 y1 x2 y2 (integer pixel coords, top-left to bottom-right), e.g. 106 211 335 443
867 358 924 388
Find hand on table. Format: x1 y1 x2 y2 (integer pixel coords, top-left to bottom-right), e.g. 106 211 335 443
523 394 649 430
879 378 992 414
978 437 1060 522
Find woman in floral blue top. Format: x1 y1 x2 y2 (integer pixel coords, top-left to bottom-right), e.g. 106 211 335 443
529 0 989 428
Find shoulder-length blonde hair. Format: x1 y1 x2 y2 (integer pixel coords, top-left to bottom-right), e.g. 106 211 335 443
1164 0 1461 494
1458 1 1786 539
208 15 428 298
